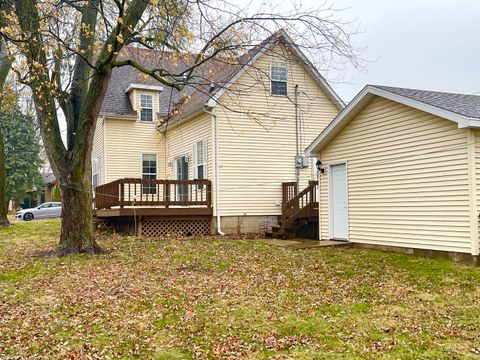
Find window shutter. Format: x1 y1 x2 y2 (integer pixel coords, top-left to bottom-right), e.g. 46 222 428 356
202 140 207 178
193 141 198 178
193 140 207 180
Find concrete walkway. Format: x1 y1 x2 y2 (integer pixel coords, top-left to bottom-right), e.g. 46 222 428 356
256 238 351 249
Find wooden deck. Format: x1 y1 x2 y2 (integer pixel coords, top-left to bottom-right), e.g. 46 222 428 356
94 178 213 237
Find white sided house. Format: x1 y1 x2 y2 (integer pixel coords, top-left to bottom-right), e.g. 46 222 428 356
92 31 343 237
306 85 480 263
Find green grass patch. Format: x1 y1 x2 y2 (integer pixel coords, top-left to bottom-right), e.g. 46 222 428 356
1 220 480 358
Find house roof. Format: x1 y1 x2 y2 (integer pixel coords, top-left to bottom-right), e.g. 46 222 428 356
100 30 344 125
373 86 480 119
41 172 56 186
306 85 480 155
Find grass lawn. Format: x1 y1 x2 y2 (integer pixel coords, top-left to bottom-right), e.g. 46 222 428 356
1 220 480 359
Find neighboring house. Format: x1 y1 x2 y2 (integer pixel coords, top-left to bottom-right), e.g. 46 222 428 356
306 85 480 263
16 172 56 210
92 30 343 235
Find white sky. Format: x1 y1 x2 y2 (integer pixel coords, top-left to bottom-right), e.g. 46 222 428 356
320 0 480 102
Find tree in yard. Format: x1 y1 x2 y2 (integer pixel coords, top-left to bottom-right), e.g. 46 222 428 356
1 0 359 255
0 36 13 226
0 107 43 209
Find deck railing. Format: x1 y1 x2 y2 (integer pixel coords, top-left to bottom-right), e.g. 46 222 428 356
94 178 212 210
281 180 318 229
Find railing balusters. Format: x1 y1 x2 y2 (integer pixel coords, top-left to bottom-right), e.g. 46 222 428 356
94 178 213 210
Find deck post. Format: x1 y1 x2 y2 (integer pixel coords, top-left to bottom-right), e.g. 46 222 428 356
165 181 170 208
120 181 124 208
207 181 212 208
137 216 142 237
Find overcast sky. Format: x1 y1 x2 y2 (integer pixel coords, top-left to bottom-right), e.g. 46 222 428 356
318 0 480 102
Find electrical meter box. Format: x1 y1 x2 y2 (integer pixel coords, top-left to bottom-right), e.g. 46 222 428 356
295 155 309 169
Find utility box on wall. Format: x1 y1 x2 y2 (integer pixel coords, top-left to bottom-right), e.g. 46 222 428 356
295 155 309 169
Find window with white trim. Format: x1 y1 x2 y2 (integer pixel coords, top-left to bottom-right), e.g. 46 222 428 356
270 65 288 96
140 93 153 121
92 157 100 188
193 140 207 186
142 154 157 194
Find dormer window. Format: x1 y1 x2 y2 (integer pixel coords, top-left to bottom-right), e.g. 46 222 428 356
270 65 288 96
140 94 153 121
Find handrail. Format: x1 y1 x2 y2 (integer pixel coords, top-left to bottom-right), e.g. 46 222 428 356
281 181 318 231
94 178 212 210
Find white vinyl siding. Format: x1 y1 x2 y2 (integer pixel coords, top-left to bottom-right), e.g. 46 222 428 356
92 157 100 189
92 117 104 186
164 113 213 182
216 42 340 216
318 96 471 253
104 118 165 183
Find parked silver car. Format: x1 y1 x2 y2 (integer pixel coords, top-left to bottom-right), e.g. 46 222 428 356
16 202 62 221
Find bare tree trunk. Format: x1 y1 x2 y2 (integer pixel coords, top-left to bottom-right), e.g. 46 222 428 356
0 128 8 226
0 37 12 227
58 164 100 255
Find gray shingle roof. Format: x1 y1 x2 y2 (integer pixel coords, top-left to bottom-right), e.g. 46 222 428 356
100 37 271 120
100 30 341 123
372 85 480 119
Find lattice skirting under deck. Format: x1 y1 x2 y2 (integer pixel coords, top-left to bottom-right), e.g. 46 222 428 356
141 219 211 238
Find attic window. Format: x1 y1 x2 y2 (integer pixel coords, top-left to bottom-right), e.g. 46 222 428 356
140 93 153 121
270 65 288 96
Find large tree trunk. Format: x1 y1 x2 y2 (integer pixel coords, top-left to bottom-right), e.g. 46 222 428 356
58 164 100 255
0 37 12 227
0 128 8 226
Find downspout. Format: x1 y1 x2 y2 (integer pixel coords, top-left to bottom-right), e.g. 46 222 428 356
203 104 225 236
294 84 300 189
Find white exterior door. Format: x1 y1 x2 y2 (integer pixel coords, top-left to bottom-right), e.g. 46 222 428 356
330 163 348 240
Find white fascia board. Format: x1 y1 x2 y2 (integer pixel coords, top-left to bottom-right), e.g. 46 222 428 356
125 83 164 93
100 112 137 120
305 86 372 155
305 85 477 155
284 40 345 109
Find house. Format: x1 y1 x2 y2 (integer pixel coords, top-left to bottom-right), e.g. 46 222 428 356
92 30 343 236
306 85 480 264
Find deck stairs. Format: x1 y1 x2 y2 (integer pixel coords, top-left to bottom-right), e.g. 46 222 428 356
266 181 318 239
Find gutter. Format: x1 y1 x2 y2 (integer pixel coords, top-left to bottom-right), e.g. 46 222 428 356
157 108 204 132
100 113 137 120
203 102 225 236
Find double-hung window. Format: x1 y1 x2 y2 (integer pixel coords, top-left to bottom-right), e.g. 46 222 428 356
193 140 207 188
92 157 100 189
270 65 288 96
140 93 153 121
142 154 157 194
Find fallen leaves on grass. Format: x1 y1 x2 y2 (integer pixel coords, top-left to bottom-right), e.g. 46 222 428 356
1 220 480 359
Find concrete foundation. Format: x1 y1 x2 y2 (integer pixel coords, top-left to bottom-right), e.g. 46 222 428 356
212 215 279 234
350 242 479 266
